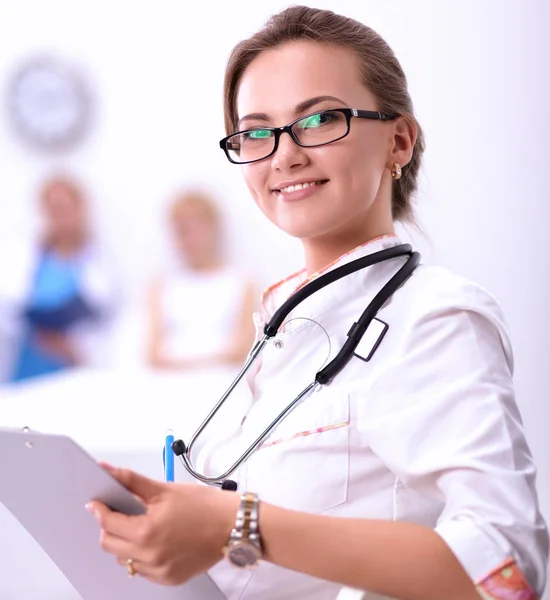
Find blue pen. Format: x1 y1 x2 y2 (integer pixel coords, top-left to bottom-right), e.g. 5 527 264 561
163 429 175 482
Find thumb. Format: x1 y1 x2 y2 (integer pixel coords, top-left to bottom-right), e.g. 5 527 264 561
102 464 164 502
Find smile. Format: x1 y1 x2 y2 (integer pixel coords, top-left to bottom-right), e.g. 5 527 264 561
275 180 328 193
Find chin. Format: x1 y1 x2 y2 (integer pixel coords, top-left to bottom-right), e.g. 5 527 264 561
277 223 333 241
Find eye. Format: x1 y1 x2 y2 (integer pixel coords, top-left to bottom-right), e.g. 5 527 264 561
297 111 333 129
244 129 273 140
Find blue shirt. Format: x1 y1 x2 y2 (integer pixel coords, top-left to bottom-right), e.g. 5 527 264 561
10 249 93 382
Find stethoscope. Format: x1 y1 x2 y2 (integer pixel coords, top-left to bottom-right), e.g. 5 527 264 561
171 244 420 490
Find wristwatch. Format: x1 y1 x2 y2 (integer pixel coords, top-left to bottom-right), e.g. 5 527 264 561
223 492 263 569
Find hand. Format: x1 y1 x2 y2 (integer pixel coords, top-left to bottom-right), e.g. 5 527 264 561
87 465 239 585
34 329 79 364
149 355 210 371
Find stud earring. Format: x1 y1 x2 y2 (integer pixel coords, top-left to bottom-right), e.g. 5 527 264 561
391 163 402 180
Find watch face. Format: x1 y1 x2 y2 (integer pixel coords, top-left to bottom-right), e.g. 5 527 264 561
7 55 92 151
227 542 262 569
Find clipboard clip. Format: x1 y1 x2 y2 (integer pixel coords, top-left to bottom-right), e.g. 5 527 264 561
21 426 42 434
21 426 38 448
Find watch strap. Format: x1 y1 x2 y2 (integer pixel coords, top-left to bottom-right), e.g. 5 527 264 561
232 492 261 545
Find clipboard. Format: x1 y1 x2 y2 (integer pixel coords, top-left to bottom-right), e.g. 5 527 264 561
0 428 225 600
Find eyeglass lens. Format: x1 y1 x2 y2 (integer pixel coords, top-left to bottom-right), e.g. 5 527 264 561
226 110 349 163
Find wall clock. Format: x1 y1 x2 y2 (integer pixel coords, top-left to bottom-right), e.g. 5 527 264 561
7 55 92 152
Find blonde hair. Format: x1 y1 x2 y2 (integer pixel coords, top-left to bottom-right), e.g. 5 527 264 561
169 190 221 227
223 5 425 223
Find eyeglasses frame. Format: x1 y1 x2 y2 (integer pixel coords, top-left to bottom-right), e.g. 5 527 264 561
219 107 399 165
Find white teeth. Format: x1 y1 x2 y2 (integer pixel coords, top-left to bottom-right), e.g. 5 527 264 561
279 181 322 193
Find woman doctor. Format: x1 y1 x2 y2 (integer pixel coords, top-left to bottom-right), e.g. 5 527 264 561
88 6 548 600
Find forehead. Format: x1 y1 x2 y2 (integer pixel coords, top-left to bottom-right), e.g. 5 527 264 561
236 41 375 121
172 206 215 225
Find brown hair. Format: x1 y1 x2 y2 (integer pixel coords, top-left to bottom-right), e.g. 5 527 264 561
223 5 425 222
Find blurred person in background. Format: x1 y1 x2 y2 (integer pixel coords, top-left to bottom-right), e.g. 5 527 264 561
146 190 257 371
0 174 116 384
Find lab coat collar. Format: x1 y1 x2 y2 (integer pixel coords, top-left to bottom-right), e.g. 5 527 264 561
260 234 404 330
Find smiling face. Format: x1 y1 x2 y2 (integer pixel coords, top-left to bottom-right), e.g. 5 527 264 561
236 41 399 260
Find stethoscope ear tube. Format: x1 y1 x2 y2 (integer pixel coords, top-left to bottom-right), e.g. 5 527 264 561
264 244 414 337
315 251 421 385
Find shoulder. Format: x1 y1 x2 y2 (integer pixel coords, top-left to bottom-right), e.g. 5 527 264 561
359 264 517 420
396 264 508 327
221 264 256 286
382 263 513 368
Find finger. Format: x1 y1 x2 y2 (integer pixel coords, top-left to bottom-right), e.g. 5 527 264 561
116 556 154 573
100 466 164 503
100 531 156 577
99 461 115 470
115 557 159 581
115 557 179 587
87 501 140 540
99 530 136 558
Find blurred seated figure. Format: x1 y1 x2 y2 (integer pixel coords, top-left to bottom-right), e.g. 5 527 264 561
1 175 116 384
146 190 256 370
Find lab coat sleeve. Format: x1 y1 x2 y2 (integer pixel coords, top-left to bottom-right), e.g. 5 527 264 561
360 283 549 598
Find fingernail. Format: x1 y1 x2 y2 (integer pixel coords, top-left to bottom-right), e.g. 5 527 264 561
85 503 94 514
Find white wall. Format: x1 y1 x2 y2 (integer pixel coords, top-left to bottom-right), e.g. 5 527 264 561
0 0 548 594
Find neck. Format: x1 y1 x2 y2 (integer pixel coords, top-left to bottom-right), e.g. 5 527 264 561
302 187 396 275
185 255 224 272
46 234 86 257
302 221 395 276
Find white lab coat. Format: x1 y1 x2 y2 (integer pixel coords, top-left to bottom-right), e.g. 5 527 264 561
198 235 548 600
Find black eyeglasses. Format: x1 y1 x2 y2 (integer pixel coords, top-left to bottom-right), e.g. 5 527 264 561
219 108 398 165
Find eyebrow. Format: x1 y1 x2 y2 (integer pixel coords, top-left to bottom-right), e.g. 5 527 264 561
237 95 347 130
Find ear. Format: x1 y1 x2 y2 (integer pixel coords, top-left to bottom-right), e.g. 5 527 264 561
387 116 417 170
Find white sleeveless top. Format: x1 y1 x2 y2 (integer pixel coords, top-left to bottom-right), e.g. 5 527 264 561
160 266 247 360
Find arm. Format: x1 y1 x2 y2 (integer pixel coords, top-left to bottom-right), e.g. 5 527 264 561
259 503 479 600
89 471 477 599
214 279 257 364
145 277 171 369
350 284 547 598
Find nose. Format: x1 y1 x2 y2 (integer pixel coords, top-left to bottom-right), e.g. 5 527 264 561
270 130 309 171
